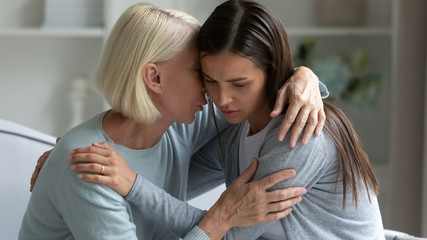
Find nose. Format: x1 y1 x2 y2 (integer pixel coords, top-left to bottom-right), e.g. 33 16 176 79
217 86 232 107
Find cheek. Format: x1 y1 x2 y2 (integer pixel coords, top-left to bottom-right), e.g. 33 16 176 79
205 84 218 99
188 71 202 90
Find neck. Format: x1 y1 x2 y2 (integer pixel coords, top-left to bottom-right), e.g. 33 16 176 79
247 103 272 136
102 110 171 150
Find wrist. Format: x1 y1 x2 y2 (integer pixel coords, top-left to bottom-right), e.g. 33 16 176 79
122 172 137 197
198 203 231 240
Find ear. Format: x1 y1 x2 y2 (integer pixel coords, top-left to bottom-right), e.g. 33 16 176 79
142 63 162 94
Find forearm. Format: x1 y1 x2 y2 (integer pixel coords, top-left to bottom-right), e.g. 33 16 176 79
126 175 206 237
183 206 274 240
126 175 270 240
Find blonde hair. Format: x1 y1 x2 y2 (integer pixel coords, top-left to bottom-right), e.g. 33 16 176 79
95 3 200 123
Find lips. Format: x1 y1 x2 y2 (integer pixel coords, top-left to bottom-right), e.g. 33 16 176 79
221 109 239 118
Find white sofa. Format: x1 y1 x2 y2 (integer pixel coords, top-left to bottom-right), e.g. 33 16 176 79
2 118 426 240
0 119 55 239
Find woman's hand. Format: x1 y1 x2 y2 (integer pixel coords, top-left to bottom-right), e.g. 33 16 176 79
30 137 61 192
272 66 325 147
198 158 306 240
68 142 137 197
30 150 51 192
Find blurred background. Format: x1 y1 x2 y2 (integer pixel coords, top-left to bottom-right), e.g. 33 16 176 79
0 0 425 237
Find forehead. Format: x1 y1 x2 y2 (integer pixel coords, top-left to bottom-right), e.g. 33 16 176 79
201 51 258 72
201 51 266 82
169 42 199 66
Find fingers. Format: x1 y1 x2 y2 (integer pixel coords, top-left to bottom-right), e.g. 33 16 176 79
236 158 259 183
277 100 300 142
288 103 312 147
71 163 107 175
72 144 110 157
268 195 302 213
68 151 106 165
299 108 318 146
270 87 288 118
77 172 111 185
264 208 293 222
256 191 306 223
93 141 111 150
30 150 51 192
267 187 306 203
315 109 326 136
30 167 41 192
256 169 296 190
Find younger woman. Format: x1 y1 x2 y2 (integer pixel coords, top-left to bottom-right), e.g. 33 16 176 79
194 0 384 238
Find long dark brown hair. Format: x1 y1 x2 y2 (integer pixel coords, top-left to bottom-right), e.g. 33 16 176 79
198 0 294 110
199 0 378 208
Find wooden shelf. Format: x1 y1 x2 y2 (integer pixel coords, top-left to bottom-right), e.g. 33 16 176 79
0 28 104 38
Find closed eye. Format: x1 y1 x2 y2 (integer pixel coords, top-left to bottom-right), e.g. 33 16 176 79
204 78 217 84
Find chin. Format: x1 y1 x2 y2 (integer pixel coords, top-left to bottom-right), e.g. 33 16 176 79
182 115 196 124
225 117 245 124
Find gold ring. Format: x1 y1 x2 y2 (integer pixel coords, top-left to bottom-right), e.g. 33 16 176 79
100 165 105 175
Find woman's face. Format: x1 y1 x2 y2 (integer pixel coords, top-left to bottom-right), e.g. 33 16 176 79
200 51 270 125
159 41 207 124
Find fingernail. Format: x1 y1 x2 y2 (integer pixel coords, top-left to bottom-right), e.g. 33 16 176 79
70 165 76 170
70 150 75 155
67 157 71 162
278 135 284 142
78 174 83 179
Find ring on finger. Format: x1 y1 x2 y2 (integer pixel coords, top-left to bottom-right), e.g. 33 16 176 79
100 165 105 175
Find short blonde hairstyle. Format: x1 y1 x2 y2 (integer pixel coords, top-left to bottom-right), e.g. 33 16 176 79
95 3 200 123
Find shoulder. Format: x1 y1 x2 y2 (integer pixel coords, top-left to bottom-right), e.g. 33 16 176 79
44 112 110 186
57 112 107 151
263 115 335 155
259 116 338 173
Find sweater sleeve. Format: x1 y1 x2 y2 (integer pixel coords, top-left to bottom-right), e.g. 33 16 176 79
126 175 207 238
255 123 334 191
58 153 138 239
126 167 274 240
182 226 210 240
319 81 329 98
187 134 225 200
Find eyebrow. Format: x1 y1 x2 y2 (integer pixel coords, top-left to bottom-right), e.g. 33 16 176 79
201 72 247 82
